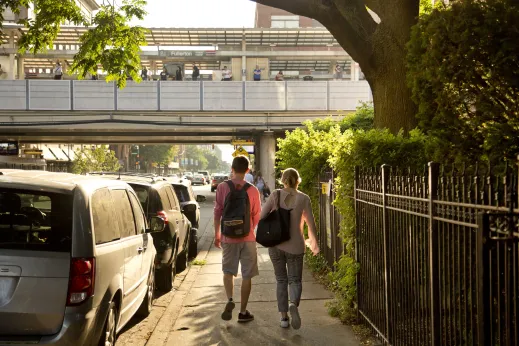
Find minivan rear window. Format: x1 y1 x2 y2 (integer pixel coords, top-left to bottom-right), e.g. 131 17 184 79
0 189 73 252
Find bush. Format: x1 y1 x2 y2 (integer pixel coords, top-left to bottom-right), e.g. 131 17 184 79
407 0 519 162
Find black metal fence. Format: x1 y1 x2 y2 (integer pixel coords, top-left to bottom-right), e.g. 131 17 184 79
355 163 519 345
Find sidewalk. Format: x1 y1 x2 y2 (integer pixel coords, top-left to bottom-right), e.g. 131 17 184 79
157 227 360 346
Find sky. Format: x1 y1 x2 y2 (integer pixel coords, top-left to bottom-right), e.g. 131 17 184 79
130 0 257 28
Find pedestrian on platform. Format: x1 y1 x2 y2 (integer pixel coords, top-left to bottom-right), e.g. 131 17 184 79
260 168 320 329
176 66 183 81
141 66 148 80
160 68 168 81
275 70 284 81
253 65 261 81
222 66 232 81
54 62 63 80
334 63 343 80
192 64 200 81
214 155 261 323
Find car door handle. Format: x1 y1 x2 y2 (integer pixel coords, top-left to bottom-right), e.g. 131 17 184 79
137 247 145 253
175 220 180 224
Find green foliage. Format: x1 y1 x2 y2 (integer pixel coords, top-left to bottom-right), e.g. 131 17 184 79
407 0 519 163
184 146 209 170
276 103 443 324
139 145 178 166
11 0 86 54
72 145 120 174
70 0 148 88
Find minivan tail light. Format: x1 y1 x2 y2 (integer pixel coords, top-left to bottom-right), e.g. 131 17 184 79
67 258 95 306
157 210 169 224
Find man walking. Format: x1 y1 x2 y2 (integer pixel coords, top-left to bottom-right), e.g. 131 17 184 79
222 66 232 81
214 155 261 323
54 62 63 80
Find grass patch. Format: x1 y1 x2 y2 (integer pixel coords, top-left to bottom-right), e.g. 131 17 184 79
191 259 207 266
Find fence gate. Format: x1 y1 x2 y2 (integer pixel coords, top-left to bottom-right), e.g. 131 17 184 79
318 169 343 268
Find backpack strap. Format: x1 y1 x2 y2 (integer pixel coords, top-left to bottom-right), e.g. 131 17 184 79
242 182 252 191
225 180 236 192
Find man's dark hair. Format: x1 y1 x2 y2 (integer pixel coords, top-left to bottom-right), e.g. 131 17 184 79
232 155 250 174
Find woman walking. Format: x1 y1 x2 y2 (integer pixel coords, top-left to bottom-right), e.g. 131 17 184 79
253 171 266 202
259 168 319 329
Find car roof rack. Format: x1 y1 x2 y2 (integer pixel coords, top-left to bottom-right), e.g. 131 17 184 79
88 171 168 183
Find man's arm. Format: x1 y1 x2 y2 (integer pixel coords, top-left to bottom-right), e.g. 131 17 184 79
251 188 262 229
214 184 225 248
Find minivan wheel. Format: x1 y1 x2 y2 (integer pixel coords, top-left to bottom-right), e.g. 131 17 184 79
137 264 155 317
99 301 117 346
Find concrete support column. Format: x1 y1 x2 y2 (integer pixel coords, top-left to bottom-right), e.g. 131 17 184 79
259 133 276 190
17 56 24 80
350 60 357 81
8 54 15 80
241 38 247 81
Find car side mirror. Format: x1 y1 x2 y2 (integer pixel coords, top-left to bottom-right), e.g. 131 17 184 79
147 216 165 233
196 195 206 203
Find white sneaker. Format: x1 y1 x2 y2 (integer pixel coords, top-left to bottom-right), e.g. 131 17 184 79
289 303 301 330
280 318 289 328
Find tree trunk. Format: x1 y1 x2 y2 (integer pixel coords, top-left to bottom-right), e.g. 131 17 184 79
368 59 418 134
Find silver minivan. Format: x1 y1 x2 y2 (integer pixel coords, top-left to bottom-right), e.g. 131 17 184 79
0 170 164 345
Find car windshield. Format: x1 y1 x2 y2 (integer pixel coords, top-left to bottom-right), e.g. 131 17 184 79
0 189 73 252
173 185 190 203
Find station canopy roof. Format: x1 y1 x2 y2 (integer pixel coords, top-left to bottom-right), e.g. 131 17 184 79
2 26 340 47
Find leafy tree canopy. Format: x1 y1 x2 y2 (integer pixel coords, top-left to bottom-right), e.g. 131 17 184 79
1 0 147 88
139 145 178 166
407 0 519 162
72 145 120 174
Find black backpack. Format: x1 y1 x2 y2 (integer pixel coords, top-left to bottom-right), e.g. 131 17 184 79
221 180 252 238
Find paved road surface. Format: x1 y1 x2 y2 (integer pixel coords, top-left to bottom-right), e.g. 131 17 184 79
116 183 359 346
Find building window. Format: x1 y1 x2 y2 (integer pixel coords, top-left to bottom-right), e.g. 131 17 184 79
271 15 299 28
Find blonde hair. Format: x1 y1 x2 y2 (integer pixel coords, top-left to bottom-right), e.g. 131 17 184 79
281 168 301 188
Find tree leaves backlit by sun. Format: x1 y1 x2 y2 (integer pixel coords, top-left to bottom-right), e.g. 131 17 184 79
70 0 148 88
0 0 147 88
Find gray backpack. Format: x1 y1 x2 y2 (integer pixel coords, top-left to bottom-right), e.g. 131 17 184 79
221 181 251 238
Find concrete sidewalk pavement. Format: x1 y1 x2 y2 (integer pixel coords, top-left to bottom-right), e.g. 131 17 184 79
158 229 360 346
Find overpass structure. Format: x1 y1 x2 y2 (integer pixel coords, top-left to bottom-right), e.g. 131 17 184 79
0 79 371 143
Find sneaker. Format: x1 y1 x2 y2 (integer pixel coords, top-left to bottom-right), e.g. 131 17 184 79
238 310 254 323
280 317 289 328
221 299 235 321
289 303 301 330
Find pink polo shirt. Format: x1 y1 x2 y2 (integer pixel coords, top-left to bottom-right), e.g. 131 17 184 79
214 179 261 243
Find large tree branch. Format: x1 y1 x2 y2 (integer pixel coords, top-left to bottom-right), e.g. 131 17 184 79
252 0 377 72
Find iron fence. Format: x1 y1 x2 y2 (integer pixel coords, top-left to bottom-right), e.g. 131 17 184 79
355 163 519 346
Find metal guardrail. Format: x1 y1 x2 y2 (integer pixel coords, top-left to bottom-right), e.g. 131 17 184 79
0 80 372 112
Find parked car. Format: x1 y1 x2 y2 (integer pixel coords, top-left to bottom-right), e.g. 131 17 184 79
171 181 206 259
197 171 211 184
183 172 194 181
192 174 206 185
211 174 229 192
94 173 194 292
0 169 163 345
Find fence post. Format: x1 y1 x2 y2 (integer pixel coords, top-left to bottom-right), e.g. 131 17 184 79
381 164 391 343
476 213 491 346
428 162 440 346
354 166 360 322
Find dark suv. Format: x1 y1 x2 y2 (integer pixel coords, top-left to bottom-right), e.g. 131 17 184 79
171 181 205 259
94 173 193 292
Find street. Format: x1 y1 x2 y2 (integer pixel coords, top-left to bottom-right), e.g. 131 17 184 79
115 183 359 346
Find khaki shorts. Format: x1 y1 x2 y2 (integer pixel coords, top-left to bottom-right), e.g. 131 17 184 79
222 241 259 279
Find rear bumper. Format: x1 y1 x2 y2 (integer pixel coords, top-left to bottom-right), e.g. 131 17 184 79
0 305 102 346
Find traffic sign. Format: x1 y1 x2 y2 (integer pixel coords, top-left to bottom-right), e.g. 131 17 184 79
232 146 249 158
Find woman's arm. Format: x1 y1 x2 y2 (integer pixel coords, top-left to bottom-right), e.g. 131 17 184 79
303 195 320 255
259 190 276 219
